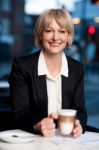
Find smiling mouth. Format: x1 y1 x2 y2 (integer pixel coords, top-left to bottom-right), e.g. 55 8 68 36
49 42 61 46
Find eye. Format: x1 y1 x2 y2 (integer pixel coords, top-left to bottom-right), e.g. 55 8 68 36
45 29 52 33
60 30 66 33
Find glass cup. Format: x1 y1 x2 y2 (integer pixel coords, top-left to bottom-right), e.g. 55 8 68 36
58 109 77 136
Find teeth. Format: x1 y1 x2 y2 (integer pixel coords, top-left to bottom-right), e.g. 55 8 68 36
50 42 60 46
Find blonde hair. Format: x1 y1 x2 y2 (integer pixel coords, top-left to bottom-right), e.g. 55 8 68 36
34 9 74 49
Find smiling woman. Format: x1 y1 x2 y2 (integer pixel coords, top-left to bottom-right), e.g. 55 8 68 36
9 9 87 138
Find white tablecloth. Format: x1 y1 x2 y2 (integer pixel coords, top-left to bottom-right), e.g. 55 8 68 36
0 129 99 150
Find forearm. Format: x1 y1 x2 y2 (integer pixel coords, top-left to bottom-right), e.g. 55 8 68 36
77 110 87 133
14 110 43 133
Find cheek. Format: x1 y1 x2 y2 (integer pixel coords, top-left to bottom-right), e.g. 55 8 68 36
61 33 68 41
41 34 48 42
63 33 69 41
62 37 68 44
40 36 49 47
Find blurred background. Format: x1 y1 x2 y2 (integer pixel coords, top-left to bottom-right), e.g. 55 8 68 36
0 0 99 131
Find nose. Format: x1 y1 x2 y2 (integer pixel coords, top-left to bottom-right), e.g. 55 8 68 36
52 31 59 41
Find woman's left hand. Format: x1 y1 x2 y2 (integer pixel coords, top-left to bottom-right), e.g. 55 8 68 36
72 119 83 138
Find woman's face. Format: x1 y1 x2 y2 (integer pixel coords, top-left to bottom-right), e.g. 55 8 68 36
41 19 69 55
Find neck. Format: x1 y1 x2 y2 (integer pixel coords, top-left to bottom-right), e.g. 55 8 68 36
43 52 62 78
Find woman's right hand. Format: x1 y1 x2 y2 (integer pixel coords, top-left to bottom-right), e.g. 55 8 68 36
34 112 57 137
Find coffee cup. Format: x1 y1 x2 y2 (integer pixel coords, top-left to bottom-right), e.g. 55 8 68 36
58 109 77 135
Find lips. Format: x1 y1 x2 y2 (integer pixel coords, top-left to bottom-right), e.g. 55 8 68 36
49 42 61 46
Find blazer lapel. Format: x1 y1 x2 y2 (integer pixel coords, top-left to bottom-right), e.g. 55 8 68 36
62 61 74 109
31 53 48 117
62 75 70 109
34 75 48 116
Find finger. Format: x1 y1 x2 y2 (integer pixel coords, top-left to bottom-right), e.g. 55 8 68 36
43 129 56 138
73 119 80 132
49 112 58 120
72 124 83 138
41 120 55 131
36 118 55 134
47 122 55 129
42 118 53 125
75 119 80 126
41 123 55 131
73 131 82 138
73 126 82 138
73 125 80 134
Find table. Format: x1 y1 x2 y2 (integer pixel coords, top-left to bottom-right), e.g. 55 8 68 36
0 129 99 150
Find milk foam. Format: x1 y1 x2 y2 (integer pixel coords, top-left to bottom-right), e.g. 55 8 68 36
59 109 76 116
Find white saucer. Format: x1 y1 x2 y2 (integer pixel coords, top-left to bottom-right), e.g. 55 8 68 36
0 130 36 143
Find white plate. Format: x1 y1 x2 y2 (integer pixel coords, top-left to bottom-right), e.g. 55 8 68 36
0 130 36 143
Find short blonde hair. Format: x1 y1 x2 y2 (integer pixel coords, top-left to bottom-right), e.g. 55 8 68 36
34 9 74 49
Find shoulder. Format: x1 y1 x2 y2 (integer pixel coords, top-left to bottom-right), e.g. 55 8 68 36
66 55 83 68
12 51 40 68
14 50 40 63
66 55 84 75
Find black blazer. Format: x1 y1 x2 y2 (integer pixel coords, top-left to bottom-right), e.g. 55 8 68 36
9 51 87 133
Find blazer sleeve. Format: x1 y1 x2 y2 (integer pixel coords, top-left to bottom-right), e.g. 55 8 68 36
73 64 87 133
9 58 41 133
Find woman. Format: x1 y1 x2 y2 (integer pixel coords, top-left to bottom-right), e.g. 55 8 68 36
9 9 87 138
